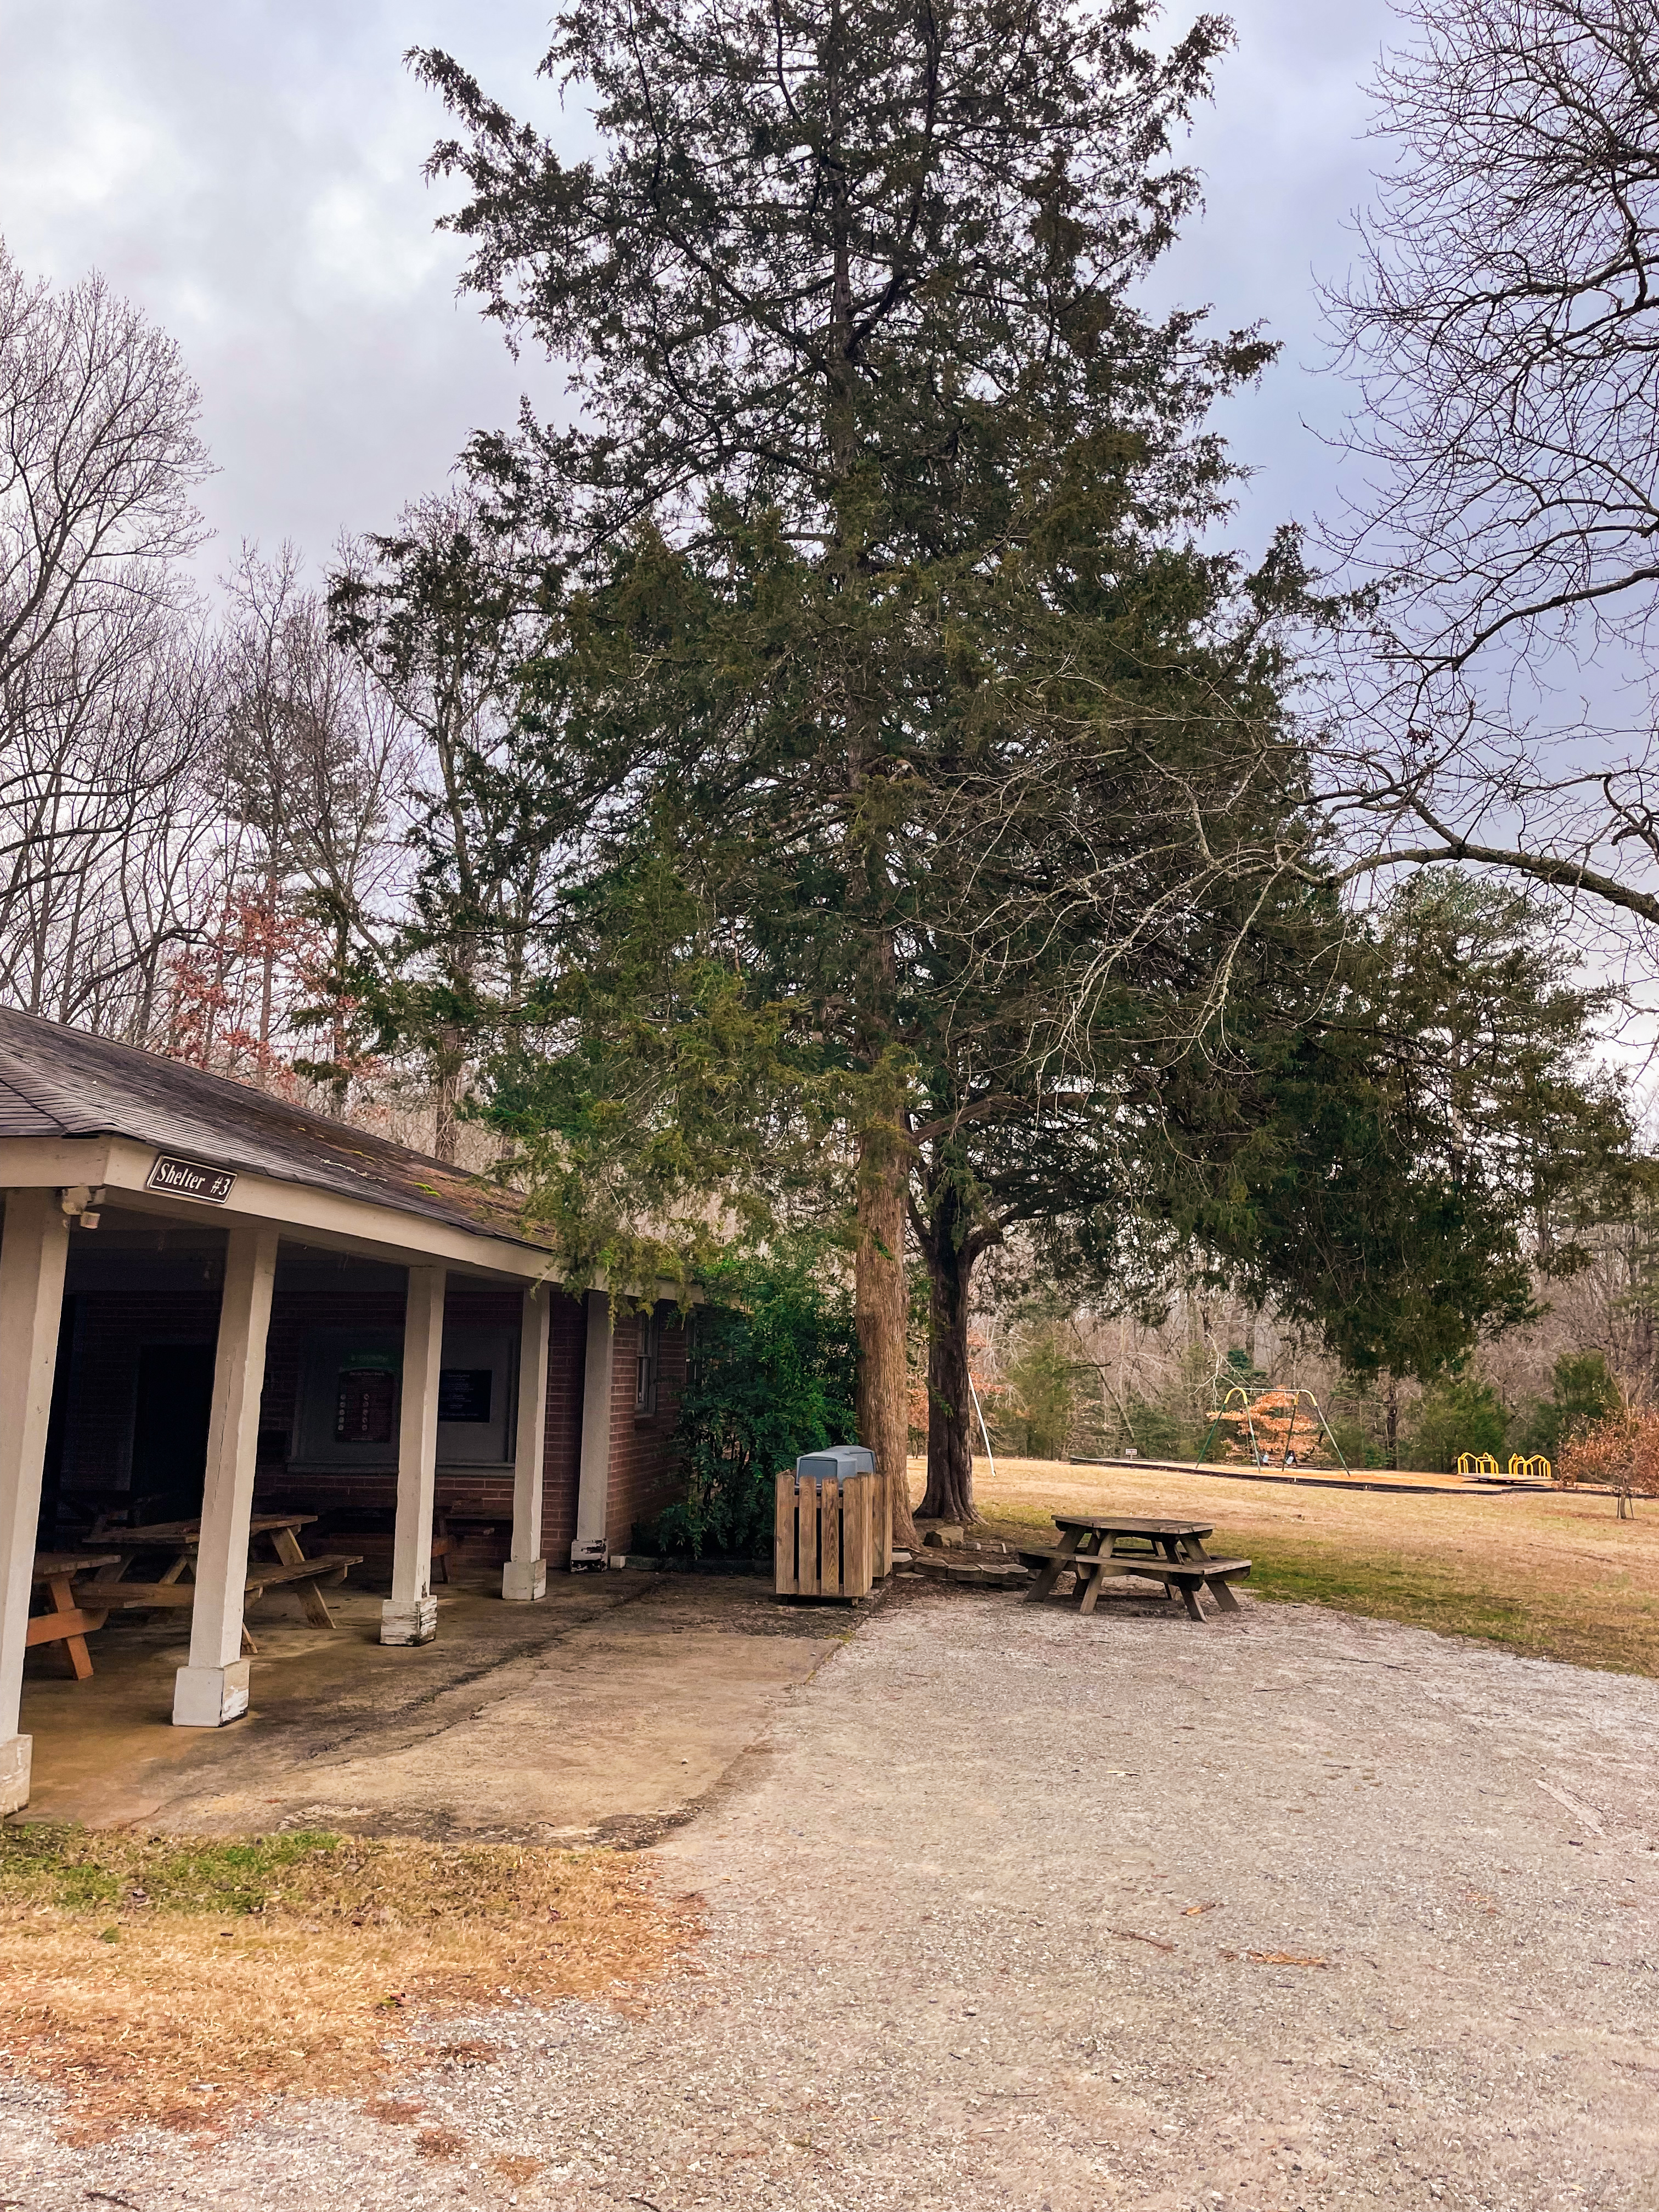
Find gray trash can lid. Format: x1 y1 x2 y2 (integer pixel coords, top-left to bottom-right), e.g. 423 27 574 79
795 1445 876 1481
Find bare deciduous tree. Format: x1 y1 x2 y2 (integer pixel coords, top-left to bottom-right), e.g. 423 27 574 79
0 239 221 1039
1 236 209 697
212 545 411 1102
1323 0 1659 933
0 245 412 1112
0 622 221 1032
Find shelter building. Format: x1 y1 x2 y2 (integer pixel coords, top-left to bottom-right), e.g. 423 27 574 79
0 1008 687 1813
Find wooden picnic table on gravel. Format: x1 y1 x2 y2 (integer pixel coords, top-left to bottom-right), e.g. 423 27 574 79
69 1514 363 1648
29 1551 121 1679
1018 1513 1251 1622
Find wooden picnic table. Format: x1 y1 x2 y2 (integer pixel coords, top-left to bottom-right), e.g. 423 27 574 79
29 1552 121 1679
70 1514 363 1649
1018 1513 1251 1622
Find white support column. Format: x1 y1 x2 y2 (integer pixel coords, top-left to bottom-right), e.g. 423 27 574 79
382 1263 445 1645
570 1289 613 1568
503 1283 551 1601
0 1189 69 1813
173 1223 279 1728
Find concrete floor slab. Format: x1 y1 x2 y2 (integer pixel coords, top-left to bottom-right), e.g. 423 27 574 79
16 1568 844 1842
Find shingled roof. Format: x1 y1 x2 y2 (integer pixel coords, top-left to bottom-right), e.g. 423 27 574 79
0 1006 545 1251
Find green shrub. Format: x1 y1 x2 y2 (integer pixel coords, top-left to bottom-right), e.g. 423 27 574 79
999 1324 1077 1459
641 1243 858 1559
1327 1415 1380 1470
1404 1373 1508 1472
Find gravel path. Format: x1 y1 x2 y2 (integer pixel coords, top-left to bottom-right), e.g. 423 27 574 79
5 1584 1658 2210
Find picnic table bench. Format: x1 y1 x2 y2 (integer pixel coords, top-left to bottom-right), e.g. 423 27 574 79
1018 1514 1251 1622
252 1496 494 1583
70 1515 362 1651
28 1552 121 1679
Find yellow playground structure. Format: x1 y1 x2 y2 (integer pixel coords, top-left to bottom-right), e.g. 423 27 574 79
1455 1451 1554 1480
1196 1394 1558 1482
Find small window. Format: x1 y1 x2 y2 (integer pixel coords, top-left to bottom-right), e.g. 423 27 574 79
634 1310 659 1417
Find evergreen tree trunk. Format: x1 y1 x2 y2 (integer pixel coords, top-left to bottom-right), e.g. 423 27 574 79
919 1239 977 1524
856 1139 915 1548
830 114 918 1547
1385 1374 1400 1470
431 933 478 1164
917 1185 979 1525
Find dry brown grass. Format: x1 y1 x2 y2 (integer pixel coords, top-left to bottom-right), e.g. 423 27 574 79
0 1826 698 2142
933 1454 1659 1676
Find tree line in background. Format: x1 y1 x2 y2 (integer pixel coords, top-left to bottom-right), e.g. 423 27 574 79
7 0 1659 1536
0 240 556 1157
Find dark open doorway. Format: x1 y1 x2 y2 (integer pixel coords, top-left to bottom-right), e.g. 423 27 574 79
131 1342 217 1522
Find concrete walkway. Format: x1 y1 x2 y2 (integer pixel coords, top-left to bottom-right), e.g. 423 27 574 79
4 1579 1658 2209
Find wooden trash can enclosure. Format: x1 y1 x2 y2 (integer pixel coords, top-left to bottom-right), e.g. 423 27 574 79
776 1446 883 1600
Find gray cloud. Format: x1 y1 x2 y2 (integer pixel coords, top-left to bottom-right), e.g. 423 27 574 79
0 0 1391 581
1153 0 1395 554
0 0 567 576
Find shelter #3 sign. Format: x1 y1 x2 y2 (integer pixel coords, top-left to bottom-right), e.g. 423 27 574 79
146 1154 238 1204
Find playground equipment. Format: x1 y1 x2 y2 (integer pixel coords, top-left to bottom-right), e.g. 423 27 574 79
1508 1453 1553 1480
1198 1385 1351 1475
1457 1452 1502 1477
1453 1451 1554 1480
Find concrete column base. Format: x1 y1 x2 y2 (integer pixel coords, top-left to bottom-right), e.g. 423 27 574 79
501 1558 547 1603
172 1661 251 1728
0 1734 31 1814
381 1595 439 1646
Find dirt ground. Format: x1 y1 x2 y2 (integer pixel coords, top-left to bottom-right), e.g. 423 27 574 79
3 1567 1657 2211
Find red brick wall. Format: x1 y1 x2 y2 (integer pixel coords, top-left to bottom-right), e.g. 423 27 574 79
252 1268 590 1567
604 1301 689 1549
56 1240 227 1494
253 1256 405 1491
254 1266 579 1564
51 1234 678 1569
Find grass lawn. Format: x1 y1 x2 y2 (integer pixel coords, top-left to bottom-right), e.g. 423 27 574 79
922 1455 1659 1678
0 1827 697 2141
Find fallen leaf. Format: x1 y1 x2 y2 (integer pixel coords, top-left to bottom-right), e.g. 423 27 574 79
362 2098 425 2125
492 2154 544 2182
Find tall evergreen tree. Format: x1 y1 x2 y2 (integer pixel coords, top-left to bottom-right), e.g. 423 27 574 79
1219 873 1635 1466
413 0 1282 1517
495 492 1325 1520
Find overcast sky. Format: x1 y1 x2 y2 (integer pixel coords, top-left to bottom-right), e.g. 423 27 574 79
0 0 1396 588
